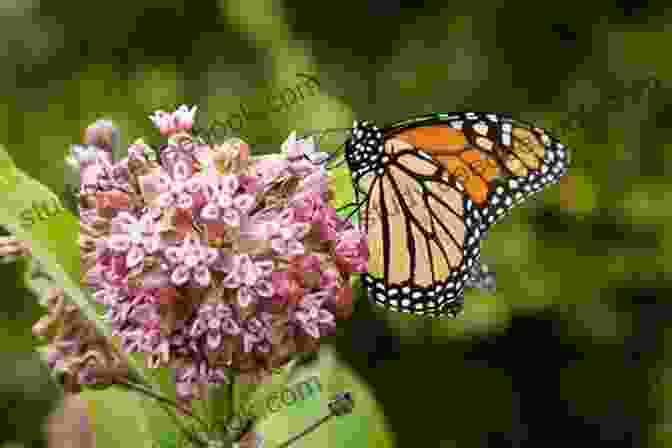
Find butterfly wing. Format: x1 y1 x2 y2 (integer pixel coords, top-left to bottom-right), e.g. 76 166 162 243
472 117 570 233
384 112 570 234
358 138 482 317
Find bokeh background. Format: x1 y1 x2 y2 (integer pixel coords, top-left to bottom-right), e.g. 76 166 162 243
1 0 671 446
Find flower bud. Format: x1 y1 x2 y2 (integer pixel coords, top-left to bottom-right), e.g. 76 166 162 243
333 285 354 319
0 236 31 262
84 119 119 153
44 394 96 448
235 430 264 448
328 391 354 416
174 105 197 132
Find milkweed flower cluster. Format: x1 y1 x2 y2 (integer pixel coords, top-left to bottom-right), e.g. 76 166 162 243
70 106 367 403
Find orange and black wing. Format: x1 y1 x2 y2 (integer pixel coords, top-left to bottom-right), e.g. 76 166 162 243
383 112 570 233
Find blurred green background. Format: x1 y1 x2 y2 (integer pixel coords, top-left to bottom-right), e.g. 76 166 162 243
2 0 671 446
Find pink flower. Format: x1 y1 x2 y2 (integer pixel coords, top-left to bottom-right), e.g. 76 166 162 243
291 190 323 222
280 131 305 159
235 257 274 307
156 286 179 305
219 254 271 289
291 254 321 275
334 285 354 319
175 361 228 401
190 303 240 350
281 131 326 162
289 157 320 177
173 105 197 131
149 110 177 136
254 158 289 187
108 212 161 266
298 170 330 196
293 291 335 339
200 175 255 227
320 269 339 290
127 139 151 161
138 171 171 205
238 175 259 194
312 206 340 241
164 235 219 287
149 106 197 135
241 317 270 353
219 137 250 163
156 160 201 210
94 253 130 284
335 229 368 274
265 212 310 256
84 119 119 153
270 270 305 306
192 147 222 189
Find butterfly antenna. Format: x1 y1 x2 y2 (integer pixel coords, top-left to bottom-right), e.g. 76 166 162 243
328 156 347 169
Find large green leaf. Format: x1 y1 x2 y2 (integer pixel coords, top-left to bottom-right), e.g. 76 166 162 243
81 387 157 448
0 146 102 331
0 145 154 375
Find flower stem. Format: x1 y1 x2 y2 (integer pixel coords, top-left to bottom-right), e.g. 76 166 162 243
230 375 235 427
115 378 208 429
155 399 208 448
277 414 332 448
117 379 210 447
276 391 354 448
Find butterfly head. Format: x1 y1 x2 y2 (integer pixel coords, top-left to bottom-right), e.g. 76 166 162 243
344 121 385 178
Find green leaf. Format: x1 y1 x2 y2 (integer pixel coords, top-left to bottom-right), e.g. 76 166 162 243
155 430 180 448
255 346 395 448
81 386 157 448
330 163 356 214
237 359 299 429
0 148 100 328
135 356 199 443
208 379 233 434
23 257 58 306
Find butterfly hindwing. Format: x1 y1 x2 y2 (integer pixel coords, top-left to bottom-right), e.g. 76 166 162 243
358 139 482 317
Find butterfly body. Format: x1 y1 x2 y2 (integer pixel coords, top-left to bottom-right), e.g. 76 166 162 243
312 112 570 317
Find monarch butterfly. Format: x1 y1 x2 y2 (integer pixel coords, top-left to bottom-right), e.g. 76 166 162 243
303 112 570 317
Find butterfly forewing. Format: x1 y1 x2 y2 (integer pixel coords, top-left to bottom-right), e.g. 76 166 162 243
385 113 570 233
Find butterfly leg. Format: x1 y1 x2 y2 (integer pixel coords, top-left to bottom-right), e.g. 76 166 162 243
336 199 367 222
465 261 497 294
